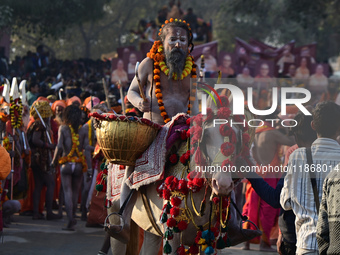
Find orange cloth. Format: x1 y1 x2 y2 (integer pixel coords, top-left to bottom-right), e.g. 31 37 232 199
66 96 81 106
243 125 280 245
19 168 45 213
0 145 11 180
51 100 66 114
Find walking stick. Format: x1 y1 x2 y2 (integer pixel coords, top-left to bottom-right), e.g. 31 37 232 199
117 80 125 114
10 128 15 200
102 78 111 110
135 62 147 101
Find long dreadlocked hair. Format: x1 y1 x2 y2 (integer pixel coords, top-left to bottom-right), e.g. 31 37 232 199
63 105 82 133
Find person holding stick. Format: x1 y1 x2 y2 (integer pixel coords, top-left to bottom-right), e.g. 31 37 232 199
27 100 60 220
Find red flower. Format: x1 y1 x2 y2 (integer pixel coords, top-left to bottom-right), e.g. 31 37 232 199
217 107 231 119
219 124 231 137
167 217 177 228
212 197 220 205
243 133 250 145
165 176 175 187
170 207 180 217
171 197 182 207
191 126 202 145
177 220 188 231
177 179 188 195
176 245 186 255
180 152 190 165
186 129 191 138
211 226 219 237
163 189 171 200
222 159 234 169
186 117 191 125
193 114 203 126
169 154 178 164
220 142 235 157
205 108 214 122
220 95 230 107
188 244 199 254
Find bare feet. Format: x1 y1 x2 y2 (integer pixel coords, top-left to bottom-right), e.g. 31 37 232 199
260 239 276 252
62 219 77 231
105 224 130 244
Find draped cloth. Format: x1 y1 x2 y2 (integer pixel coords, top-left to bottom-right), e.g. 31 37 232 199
107 113 189 202
242 124 280 245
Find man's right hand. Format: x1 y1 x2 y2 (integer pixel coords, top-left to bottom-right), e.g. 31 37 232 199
137 98 150 112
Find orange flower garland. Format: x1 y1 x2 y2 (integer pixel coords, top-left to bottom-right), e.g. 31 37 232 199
147 40 197 124
58 125 87 171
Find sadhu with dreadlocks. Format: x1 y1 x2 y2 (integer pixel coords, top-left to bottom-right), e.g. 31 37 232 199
105 18 199 245
105 18 262 254
51 105 92 230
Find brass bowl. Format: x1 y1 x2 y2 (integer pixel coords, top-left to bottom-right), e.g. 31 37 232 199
94 114 161 166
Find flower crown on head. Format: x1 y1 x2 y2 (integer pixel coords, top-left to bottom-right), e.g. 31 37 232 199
158 18 192 37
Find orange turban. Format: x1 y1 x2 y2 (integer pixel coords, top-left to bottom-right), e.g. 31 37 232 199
37 96 50 103
51 100 67 113
66 96 81 106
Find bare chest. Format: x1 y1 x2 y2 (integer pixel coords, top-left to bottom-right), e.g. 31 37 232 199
145 72 191 119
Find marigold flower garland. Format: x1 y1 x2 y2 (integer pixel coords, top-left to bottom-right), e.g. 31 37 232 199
147 39 197 124
10 97 23 129
58 125 87 171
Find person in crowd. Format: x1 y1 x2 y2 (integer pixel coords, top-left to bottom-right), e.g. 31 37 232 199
127 53 138 77
66 96 81 107
295 57 310 80
245 112 316 255
51 100 66 125
218 54 235 77
51 105 92 230
26 82 39 107
316 160 340 255
254 63 273 90
27 100 60 220
183 8 198 34
243 110 295 252
281 101 340 255
309 64 328 94
277 45 295 74
111 59 128 89
237 67 254 90
195 46 218 76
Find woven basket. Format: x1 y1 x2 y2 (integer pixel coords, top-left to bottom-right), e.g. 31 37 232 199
93 113 161 166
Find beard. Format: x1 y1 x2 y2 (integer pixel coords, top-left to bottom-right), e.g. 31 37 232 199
164 48 186 80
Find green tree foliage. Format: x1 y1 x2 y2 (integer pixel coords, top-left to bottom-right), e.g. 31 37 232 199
4 0 108 36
